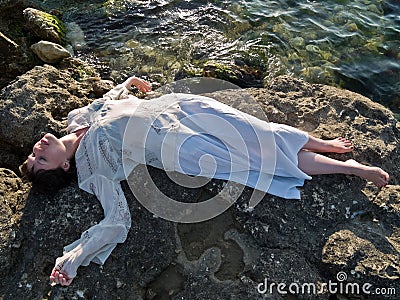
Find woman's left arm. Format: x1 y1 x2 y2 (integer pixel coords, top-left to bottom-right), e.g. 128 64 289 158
50 176 131 286
123 76 152 93
100 76 151 102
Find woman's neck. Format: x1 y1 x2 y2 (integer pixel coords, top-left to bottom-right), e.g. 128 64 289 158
61 127 90 159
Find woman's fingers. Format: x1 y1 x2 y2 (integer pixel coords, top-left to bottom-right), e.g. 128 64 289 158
124 76 152 93
136 79 151 93
58 274 73 286
50 269 73 286
52 270 59 283
61 276 74 286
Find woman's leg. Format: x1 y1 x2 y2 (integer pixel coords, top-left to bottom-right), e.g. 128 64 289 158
302 135 354 153
298 150 390 187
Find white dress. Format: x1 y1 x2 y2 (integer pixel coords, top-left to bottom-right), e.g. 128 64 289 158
55 84 311 279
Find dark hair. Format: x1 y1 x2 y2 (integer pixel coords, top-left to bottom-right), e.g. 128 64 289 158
19 157 77 194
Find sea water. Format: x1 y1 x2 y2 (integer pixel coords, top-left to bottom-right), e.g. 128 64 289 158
47 0 399 113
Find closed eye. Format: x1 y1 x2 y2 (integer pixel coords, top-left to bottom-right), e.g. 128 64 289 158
32 152 46 163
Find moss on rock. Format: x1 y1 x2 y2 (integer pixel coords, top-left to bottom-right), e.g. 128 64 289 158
23 7 66 45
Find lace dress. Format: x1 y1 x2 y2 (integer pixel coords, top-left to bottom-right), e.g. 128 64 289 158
55 84 311 279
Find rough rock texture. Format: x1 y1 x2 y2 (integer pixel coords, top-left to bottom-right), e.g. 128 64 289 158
0 1 39 89
0 168 28 280
0 2 69 89
175 60 264 88
0 67 399 299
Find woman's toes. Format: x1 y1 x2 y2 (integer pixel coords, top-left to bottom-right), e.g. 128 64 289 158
374 169 389 187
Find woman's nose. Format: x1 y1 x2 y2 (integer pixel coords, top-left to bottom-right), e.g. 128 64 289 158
35 142 45 151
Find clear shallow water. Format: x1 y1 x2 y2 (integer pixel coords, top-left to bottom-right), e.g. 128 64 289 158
54 0 399 112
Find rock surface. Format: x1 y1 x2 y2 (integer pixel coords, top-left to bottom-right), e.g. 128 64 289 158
0 31 19 56
0 3 70 89
0 1 39 89
23 7 65 45
30 40 71 63
0 66 399 299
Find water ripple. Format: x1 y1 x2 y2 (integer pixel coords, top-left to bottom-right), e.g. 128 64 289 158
58 0 400 111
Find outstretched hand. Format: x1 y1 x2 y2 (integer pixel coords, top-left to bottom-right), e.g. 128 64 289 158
123 76 152 93
50 267 74 286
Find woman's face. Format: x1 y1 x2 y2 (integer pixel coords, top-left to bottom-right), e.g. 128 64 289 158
26 133 69 173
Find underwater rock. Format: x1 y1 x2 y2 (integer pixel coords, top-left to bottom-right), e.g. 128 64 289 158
65 22 86 50
30 40 71 63
178 61 264 88
289 36 305 49
176 61 264 88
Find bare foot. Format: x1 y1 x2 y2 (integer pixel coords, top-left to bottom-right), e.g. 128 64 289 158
303 137 354 154
346 159 389 187
320 137 354 153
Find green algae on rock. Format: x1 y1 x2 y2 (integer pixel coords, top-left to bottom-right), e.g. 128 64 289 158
23 7 66 45
176 61 264 88
59 57 99 81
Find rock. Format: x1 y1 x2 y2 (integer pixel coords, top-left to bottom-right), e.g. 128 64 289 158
289 36 305 49
176 61 264 88
30 40 71 63
23 7 66 45
0 168 27 287
65 22 86 50
0 31 19 56
0 2 40 89
322 229 400 279
0 177 176 299
0 68 399 299
59 57 104 84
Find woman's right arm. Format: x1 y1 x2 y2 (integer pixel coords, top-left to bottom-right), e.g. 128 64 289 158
50 176 131 286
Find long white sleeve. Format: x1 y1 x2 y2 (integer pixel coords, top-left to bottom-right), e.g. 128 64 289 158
54 175 131 279
103 83 139 101
67 83 138 133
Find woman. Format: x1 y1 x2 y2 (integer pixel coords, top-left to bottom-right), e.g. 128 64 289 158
20 76 389 286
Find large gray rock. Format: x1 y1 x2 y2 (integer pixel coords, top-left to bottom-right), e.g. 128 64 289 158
0 179 177 299
0 69 399 299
